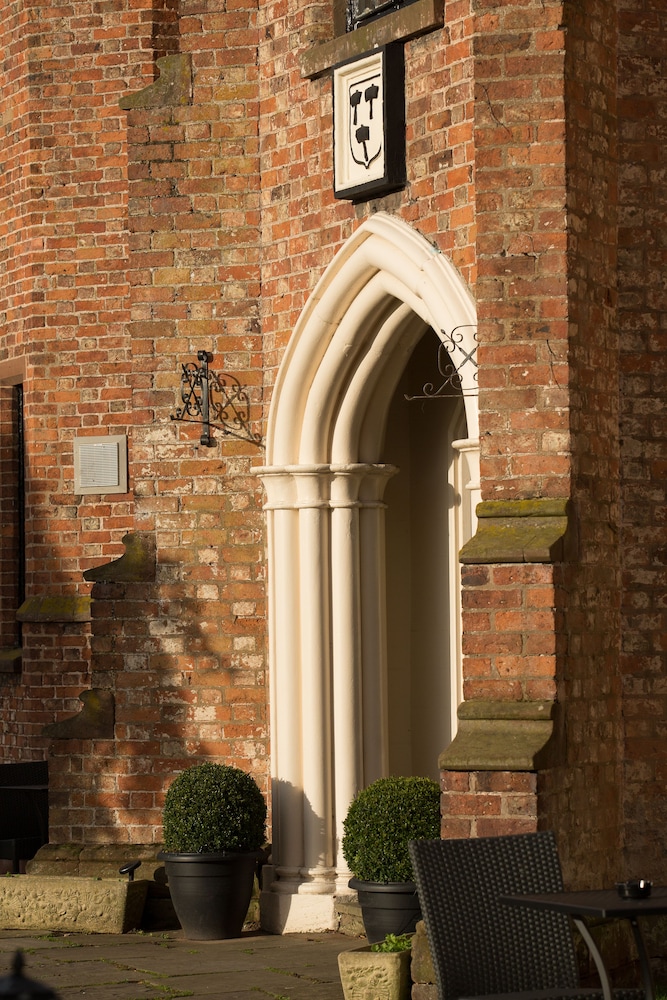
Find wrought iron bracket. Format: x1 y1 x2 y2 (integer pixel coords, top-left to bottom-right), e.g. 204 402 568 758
171 351 262 447
405 324 478 400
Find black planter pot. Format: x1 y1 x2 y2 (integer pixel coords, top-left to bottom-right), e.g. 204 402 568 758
158 851 260 940
349 877 422 944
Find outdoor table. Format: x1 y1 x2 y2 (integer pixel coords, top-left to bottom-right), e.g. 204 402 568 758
502 887 667 1000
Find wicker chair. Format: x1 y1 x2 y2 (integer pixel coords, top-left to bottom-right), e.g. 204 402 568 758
409 832 644 1000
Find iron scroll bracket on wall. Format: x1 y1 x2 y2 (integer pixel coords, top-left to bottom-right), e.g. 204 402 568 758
404 324 479 401
171 351 263 447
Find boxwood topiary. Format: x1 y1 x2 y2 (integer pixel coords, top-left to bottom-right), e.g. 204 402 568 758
162 762 267 854
342 776 440 883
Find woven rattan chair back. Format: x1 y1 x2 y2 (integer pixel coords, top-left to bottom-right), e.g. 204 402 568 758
409 832 581 1000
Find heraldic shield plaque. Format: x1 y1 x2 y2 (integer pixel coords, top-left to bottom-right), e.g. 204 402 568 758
333 44 405 201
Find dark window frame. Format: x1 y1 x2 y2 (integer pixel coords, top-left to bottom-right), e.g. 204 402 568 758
347 0 422 33
302 0 444 80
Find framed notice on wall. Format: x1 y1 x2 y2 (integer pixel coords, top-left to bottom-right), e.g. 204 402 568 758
333 44 405 202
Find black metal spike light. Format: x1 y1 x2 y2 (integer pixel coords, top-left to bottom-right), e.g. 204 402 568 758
0 950 60 1000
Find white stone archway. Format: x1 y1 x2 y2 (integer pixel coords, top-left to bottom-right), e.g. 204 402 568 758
256 213 478 932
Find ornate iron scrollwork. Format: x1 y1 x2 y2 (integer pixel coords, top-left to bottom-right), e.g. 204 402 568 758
404 325 478 400
171 351 262 447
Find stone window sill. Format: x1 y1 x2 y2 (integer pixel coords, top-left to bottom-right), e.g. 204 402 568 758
300 0 444 80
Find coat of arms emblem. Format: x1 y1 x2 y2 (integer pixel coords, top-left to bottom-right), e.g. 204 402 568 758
333 45 405 201
348 72 383 169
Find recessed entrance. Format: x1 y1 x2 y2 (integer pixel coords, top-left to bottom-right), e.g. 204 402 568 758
384 330 467 779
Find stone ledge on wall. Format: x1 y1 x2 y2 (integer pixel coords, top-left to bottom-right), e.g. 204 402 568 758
42 688 115 740
17 595 92 623
460 498 570 565
300 0 444 79
119 53 192 109
83 532 156 584
439 700 556 772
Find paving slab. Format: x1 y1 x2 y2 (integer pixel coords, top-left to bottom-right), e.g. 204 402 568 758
0 929 356 1000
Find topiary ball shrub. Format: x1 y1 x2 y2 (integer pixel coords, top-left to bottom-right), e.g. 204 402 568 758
342 776 440 883
162 762 267 854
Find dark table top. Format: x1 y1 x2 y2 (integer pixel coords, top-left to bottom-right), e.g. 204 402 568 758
502 886 667 919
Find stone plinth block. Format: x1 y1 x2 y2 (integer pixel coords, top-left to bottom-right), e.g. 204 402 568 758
338 944 411 1000
0 876 148 933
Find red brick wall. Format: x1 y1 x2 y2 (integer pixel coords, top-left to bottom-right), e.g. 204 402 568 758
461 563 563 704
53 1 272 842
1 2 162 591
258 0 477 370
540 0 624 889
440 771 538 839
458 0 569 818
0 3 175 771
617 0 667 877
0 0 664 877
0 386 22 651
474 0 569 500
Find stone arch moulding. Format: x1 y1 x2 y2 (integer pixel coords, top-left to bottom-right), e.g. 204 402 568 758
255 212 479 933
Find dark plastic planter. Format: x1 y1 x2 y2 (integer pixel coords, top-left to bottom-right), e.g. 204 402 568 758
349 877 422 944
158 850 260 940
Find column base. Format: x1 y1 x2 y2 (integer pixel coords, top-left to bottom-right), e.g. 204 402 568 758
259 887 338 933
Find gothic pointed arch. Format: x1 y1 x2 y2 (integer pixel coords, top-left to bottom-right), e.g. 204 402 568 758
266 212 478 467
257 212 478 933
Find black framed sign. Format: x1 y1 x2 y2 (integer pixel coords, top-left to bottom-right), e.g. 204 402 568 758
333 43 405 201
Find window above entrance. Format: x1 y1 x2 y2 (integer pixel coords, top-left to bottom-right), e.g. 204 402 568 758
347 0 421 32
301 0 443 80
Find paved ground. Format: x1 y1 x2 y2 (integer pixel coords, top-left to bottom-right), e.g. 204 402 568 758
0 928 355 1000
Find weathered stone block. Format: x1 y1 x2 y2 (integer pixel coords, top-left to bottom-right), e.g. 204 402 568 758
411 985 438 1000
0 876 148 934
410 920 435 986
335 893 366 938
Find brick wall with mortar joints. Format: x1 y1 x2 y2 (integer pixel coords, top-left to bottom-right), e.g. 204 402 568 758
257 0 477 386
64 2 272 840
1 0 661 871
0 622 89 768
460 562 563 705
474 0 570 502
539 0 625 890
0 4 164 594
0 3 41 364
616 0 667 878
0 386 22 650
0 3 171 769
440 770 538 839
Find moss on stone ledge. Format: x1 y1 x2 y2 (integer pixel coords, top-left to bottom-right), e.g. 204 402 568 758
439 701 556 772
17 595 92 623
460 498 569 564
